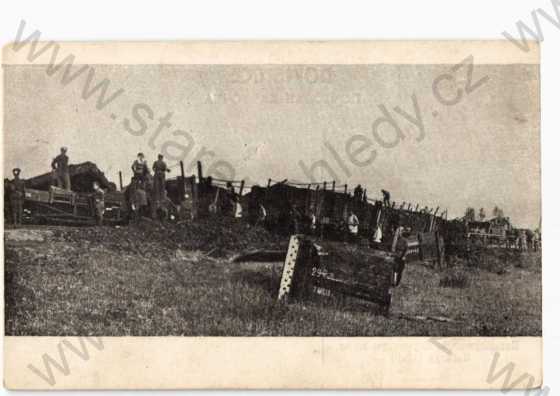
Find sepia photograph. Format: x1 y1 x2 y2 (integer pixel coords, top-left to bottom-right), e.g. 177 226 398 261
1 29 549 389
3 41 541 340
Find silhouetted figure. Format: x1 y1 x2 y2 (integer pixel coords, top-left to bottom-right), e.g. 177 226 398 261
289 204 303 234
51 147 71 190
8 168 25 226
353 184 363 201
152 154 170 203
393 234 408 286
381 189 391 206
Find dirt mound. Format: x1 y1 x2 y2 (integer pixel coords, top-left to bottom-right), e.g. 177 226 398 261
50 217 287 259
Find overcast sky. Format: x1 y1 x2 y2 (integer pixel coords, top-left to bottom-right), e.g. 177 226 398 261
4 64 540 228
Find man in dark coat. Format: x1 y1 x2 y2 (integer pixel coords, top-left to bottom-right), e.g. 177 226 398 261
130 178 148 221
393 230 409 286
381 189 391 206
9 168 25 226
353 184 363 201
131 152 149 182
152 154 170 204
51 146 71 190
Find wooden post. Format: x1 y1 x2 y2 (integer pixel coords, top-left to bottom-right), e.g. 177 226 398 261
433 207 440 216
305 184 311 214
179 161 186 199
239 180 245 195
267 178 272 188
180 161 185 180
392 201 396 209
344 184 348 194
363 189 367 202
314 185 320 216
332 181 336 191
415 204 419 212
390 229 400 252
197 161 203 183
323 181 327 191
428 215 435 232
191 174 198 219
375 204 382 228
435 231 443 268
407 203 412 211
118 171 123 191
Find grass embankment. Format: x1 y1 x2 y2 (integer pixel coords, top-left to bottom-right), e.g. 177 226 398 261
4 220 541 336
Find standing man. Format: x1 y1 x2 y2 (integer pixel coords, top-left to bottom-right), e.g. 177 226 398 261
9 168 25 226
131 178 148 221
519 230 528 252
226 181 236 197
381 189 391 206
353 184 363 201
289 204 302 234
152 154 170 204
393 233 409 286
92 181 105 226
347 211 359 242
131 152 149 181
51 147 71 190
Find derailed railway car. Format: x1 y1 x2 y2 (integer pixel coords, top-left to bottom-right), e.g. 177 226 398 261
22 186 126 225
7 162 127 225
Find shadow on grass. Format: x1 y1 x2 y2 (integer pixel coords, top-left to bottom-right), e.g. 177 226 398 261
230 267 282 298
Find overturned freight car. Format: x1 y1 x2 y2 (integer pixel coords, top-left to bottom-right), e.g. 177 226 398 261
245 181 375 237
8 162 126 225
278 235 395 314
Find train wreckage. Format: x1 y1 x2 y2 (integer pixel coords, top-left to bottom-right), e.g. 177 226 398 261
5 159 514 313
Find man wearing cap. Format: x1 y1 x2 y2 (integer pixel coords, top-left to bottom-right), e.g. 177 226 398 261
131 152 149 182
51 147 71 190
353 184 363 201
9 168 25 226
152 154 170 204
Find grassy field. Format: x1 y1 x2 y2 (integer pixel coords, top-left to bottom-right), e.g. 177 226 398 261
4 223 541 336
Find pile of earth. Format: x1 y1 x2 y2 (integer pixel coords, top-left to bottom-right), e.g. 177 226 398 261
49 216 287 259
